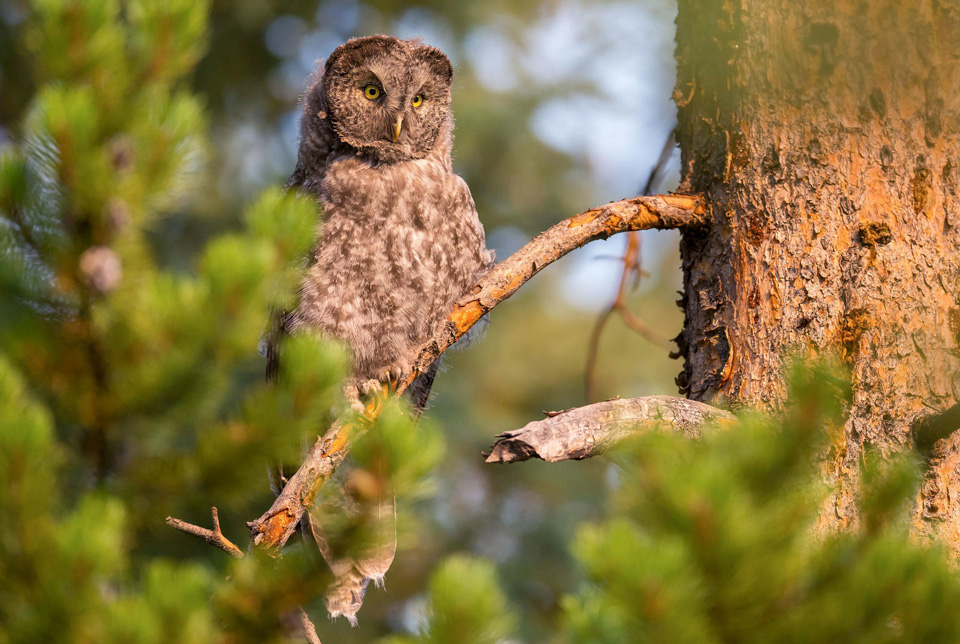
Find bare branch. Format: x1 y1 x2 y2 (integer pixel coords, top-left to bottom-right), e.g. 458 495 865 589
585 304 617 403
165 507 244 558
248 194 707 553
585 229 671 403
400 194 706 392
485 396 735 464
167 509 327 642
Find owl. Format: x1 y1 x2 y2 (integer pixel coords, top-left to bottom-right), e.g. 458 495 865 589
284 35 494 409
278 36 494 623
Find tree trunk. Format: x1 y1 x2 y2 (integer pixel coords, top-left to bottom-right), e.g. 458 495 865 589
674 0 960 543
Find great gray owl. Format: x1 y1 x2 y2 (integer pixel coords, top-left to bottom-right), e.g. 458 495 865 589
283 35 494 409
278 35 494 624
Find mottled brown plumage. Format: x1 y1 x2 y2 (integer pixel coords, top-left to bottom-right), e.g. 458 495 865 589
285 35 493 398
280 35 494 624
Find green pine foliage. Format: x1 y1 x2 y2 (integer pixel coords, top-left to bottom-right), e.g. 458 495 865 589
561 363 960 643
0 355 219 642
382 554 517 644
0 1 431 642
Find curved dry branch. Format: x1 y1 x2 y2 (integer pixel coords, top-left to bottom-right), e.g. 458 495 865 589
485 396 736 464
247 194 707 552
299 608 323 644
399 194 706 392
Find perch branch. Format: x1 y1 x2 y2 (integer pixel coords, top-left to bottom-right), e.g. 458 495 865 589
247 386 389 553
913 402 960 452
165 507 244 558
485 395 736 464
247 194 707 552
400 194 706 392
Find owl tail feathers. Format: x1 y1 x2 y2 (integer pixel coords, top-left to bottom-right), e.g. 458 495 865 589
353 495 397 588
323 568 368 627
305 495 397 625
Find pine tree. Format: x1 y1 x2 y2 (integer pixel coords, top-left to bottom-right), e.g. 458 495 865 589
0 1 405 640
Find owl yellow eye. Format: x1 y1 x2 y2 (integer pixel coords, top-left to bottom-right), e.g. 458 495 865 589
412 94 423 108
363 84 381 100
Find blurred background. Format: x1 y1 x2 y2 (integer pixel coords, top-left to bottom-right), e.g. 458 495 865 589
0 0 684 640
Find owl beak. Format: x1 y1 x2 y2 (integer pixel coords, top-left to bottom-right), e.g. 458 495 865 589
392 115 403 142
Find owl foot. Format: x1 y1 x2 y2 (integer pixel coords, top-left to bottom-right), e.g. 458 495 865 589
358 359 412 396
357 378 387 397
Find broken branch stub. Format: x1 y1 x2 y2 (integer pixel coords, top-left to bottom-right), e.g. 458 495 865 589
486 396 735 464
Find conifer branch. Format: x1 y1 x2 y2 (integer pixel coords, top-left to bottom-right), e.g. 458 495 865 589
484 395 736 463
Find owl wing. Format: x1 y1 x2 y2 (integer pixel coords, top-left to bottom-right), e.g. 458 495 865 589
450 174 496 280
286 72 339 194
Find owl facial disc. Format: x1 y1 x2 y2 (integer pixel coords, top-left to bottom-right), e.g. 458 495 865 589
321 35 454 163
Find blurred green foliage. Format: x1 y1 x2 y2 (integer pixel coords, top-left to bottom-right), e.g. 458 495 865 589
0 1 403 641
381 554 517 644
559 364 960 643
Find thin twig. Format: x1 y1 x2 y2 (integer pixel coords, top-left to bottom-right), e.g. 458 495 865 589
299 607 323 644
584 132 679 402
167 506 327 643
165 507 244 558
617 303 671 349
585 304 617 403
584 233 671 401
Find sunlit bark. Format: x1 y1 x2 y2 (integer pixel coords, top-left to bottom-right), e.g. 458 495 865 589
675 0 960 544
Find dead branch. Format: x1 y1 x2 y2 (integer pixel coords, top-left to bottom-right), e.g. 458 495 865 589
485 395 736 464
585 231 671 402
167 507 326 643
165 507 244 558
585 132 679 402
247 194 706 552
585 305 617 403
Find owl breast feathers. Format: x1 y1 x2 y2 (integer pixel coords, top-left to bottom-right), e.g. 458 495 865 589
285 35 495 386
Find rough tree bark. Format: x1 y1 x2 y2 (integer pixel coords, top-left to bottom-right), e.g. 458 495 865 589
673 0 960 543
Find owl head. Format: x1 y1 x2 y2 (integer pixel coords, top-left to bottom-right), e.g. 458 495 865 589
318 35 454 164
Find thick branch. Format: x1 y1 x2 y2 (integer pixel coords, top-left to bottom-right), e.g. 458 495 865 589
166 507 244 558
399 194 706 392
248 194 707 552
485 396 735 464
